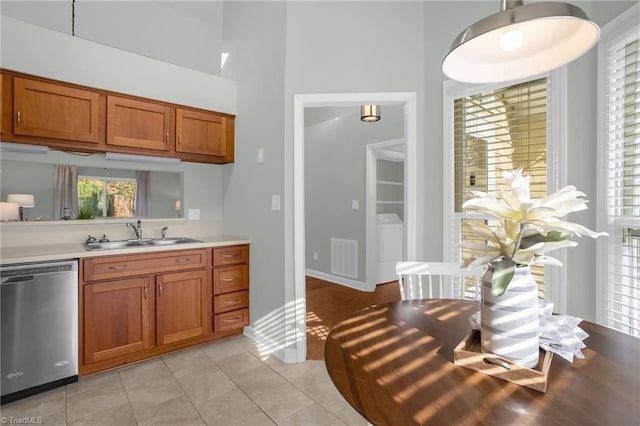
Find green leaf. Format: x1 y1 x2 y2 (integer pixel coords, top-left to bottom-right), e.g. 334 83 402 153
519 231 572 249
491 260 516 296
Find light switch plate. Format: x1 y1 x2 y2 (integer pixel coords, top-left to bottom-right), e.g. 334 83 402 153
271 195 281 211
352 200 360 210
257 148 264 164
187 208 200 220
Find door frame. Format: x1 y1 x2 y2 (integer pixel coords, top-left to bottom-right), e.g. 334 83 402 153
293 92 417 362
366 139 406 289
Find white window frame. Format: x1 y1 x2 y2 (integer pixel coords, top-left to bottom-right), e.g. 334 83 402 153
596 2 640 334
443 68 567 312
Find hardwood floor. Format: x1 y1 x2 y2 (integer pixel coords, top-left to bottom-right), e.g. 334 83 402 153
305 276 401 360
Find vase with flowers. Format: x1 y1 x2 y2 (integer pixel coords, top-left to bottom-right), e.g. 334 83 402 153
460 168 607 367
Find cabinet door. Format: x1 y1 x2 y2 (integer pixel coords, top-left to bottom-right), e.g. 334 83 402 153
107 95 171 151
13 77 100 143
83 277 154 365
156 270 208 346
176 108 226 156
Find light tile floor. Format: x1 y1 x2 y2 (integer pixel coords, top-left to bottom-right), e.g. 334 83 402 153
0 336 368 426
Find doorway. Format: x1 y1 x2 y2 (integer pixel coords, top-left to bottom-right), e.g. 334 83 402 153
293 92 417 362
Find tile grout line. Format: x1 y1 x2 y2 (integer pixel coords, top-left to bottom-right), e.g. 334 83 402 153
202 347 279 425
158 351 209 426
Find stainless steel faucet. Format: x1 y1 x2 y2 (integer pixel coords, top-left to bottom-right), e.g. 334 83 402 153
161 226 168 240
127 220 143 240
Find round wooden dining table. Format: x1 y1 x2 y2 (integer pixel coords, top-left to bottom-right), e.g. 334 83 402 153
324 299 639 425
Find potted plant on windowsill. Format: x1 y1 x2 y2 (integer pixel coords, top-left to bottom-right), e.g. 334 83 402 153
459 168 607 367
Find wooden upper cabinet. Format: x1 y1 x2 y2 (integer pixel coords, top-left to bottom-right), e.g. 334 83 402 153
13 76 100 143
176 108 227 157
107 95 171 151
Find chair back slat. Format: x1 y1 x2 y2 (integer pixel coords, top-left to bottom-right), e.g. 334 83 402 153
396 261 483 301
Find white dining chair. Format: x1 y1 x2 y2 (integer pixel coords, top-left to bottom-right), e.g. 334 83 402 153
396 261 484 301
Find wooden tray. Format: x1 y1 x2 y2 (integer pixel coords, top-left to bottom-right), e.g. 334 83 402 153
453 330 553 393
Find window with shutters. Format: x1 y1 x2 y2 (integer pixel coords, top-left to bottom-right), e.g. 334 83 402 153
597 3 640 337
444 73 565 304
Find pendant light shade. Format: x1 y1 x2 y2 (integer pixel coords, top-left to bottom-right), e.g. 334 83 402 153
361 105 381 122
442 1 600 83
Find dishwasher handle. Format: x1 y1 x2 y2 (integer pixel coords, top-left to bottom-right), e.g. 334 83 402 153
1 276 35 285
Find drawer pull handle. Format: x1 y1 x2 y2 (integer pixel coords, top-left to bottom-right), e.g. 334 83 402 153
222 278 237 282
109 265 127 270
222 300 238 305
175 258 190 263
222 253 237 258
223 318 239 324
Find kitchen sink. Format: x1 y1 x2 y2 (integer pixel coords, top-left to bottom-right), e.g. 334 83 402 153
83 237 202 251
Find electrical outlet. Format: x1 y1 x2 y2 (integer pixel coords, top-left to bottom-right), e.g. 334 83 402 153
187 208 200 220
313 252 318 261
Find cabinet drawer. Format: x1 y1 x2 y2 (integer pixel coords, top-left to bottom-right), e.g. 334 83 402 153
214 308 248 332
213 265 248 295
212 245 248 266
214 290 248 314
83 249 207 282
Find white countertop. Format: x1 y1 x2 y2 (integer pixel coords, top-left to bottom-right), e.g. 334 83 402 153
0 235 250 265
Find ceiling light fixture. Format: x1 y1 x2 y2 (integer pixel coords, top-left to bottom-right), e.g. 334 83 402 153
361 105 381 122
442 0 600 83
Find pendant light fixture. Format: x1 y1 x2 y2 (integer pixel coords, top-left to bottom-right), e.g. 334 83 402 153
442 0 600 83
361 105 381 122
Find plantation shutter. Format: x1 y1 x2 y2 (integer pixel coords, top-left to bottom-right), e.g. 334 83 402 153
598 6 640 337
453 78 548 298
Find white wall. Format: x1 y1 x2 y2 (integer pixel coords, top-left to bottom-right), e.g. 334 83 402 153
221 1 289 355
0 0 223 75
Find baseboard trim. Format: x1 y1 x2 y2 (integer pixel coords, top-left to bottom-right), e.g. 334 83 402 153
243 326 286 363
306 269 371 292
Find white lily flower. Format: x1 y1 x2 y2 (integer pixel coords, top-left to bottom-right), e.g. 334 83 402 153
460 168 608 296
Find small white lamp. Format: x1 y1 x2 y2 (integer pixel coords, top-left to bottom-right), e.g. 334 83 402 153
7 194 35 221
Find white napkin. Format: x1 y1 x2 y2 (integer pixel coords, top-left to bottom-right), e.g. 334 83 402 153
469 300 589 363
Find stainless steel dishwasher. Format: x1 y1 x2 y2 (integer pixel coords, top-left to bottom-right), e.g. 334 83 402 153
1 259 79 404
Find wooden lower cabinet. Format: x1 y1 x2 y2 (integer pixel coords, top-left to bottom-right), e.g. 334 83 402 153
156 270 208 346
83 277 154 365
80 245 249 376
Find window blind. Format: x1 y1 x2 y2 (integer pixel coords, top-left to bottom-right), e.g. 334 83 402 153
600 21 640 337
454 78 548 297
